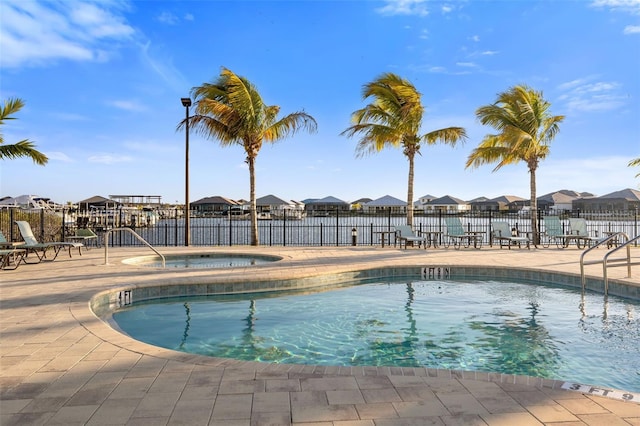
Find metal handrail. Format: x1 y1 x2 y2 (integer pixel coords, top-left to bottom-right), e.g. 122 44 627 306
104 227 165 267
580 232 640 295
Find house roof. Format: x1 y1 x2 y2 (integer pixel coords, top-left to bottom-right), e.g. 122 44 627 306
352 198 372 204
256 194 290 205
469 196 491 203
305 196 348 205
538 191 577 204
491 195 526 203
428 195 468 205
191 196 238 206
596 188 640 201
365 195 405 206
76 195 120 206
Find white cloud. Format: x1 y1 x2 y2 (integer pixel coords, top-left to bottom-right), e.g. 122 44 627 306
156 11 179 25
624 24 640 33
88 154 133 164
590 0 640 15
557 77 627 112
376 0 430 17
441 5 453 14
48 112 88 121
481 50 499 56
470 35 480 42
0 0 134 69
456 62 477 68
138 41 189 91
46 151 73 162
107 99 147 112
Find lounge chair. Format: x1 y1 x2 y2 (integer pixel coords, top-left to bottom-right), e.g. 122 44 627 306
542 216 580 248
14 221 83 263
569 218 603 248
68 228 99 248
1 248 27 270
491 221 530 249
394 225 427 249
444 217 482 249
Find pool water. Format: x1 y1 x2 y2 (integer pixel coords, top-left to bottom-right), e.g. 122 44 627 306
131 253 281 268
112 278 640 392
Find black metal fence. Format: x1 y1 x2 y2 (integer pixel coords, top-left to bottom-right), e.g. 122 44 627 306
2 208 638 248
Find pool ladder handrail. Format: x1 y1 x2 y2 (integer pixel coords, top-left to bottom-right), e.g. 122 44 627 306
579 232 640 295
103 227 165 267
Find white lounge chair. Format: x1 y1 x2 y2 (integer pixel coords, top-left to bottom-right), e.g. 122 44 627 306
569 218 603 248
491 221 530 249
394 225 427 249
15 221 83 262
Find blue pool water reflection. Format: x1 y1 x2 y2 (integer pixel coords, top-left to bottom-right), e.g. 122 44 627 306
112 278 640 392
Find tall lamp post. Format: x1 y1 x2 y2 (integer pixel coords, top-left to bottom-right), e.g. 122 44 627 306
181 97 192 246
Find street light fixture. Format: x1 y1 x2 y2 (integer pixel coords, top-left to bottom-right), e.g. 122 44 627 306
181 97 192 246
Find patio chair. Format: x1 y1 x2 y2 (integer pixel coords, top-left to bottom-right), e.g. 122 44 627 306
491 221 530 250
568 218 603 248
394 225 427 249
14 221 84 263
444 217 483 249
1 248 27 270
68 227 99 248
541 216 580 248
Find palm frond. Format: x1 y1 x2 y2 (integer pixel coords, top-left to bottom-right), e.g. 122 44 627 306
0 139 48 165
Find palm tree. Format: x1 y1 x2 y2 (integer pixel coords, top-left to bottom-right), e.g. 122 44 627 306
466 85 564 245
0 98 48 165
342 73 466 225
180 67 317 245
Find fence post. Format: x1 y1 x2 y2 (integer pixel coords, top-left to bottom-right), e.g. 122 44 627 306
39 209 45 242
336 208 340 246
62 208 66 241
282 209 286 247
370 223 373 246
174 214 178 246
9 208 15 241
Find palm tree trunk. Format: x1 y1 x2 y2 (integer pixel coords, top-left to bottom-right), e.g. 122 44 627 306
529 166 539 246
248 156 259 246
406 153 415 226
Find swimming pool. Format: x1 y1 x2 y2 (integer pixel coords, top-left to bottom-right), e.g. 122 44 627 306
123 253 282 268
111 275 640 393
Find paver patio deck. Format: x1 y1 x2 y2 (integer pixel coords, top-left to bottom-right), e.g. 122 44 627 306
1 245 639 425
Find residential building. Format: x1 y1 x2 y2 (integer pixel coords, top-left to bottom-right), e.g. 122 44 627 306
363 195 406 214
573 188 640 211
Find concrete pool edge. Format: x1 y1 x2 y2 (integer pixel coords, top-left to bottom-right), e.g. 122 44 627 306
121 252 284 268
84 264 640 402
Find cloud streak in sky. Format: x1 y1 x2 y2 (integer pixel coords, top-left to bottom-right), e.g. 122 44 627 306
0 0 134 68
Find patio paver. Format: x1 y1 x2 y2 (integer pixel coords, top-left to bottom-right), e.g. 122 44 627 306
1 246 638 425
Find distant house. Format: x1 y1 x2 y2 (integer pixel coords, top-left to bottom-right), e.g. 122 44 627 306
0 194 63 210
256 194 305 218
76 195 121 211
363 195 406 214
572 188 640 211
536 190 593 212
191 196 239 215
425 195 470 212
414 194 437 211
350 198 372 211
471 195 526 212
304 196 350 215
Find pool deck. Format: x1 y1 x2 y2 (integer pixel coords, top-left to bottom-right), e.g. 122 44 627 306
2 245 639 425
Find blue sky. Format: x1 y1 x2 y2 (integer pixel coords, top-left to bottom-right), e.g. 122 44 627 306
1 0 639 205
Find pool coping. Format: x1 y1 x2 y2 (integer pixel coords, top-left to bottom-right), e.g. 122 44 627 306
86 263 640 402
